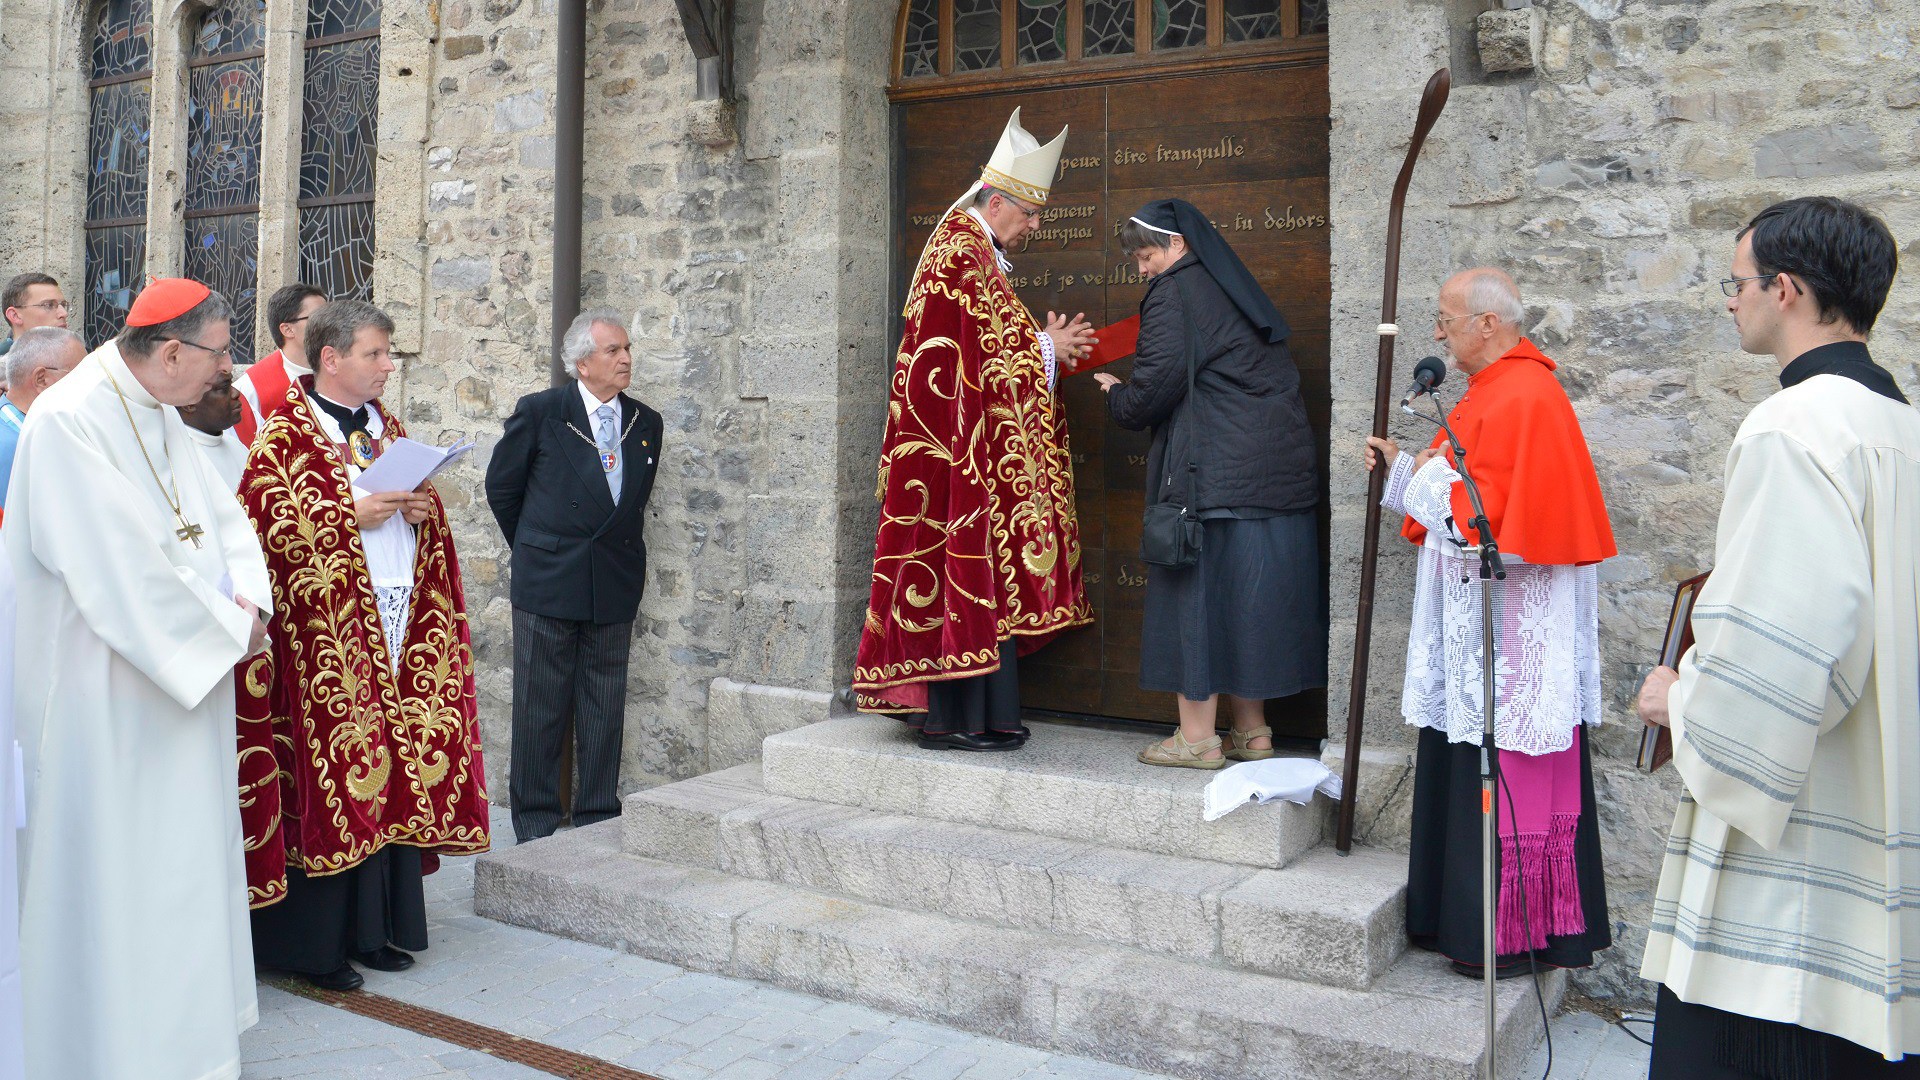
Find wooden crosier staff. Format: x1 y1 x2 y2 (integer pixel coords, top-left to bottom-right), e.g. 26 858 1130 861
1335 68 1451 855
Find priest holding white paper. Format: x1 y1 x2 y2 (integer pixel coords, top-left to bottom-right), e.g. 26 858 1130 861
9 278 270 1080
239 297 489 990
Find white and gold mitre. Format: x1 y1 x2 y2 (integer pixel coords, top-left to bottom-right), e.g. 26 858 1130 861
951 107 1068 211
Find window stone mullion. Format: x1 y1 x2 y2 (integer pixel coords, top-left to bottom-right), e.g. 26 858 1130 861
256 0 305 353
143 0 205 279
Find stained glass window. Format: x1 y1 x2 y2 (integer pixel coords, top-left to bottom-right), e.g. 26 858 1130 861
85 0 153 348
195 0 267 56
298 0 379 302
901 0 938 77
298 203 374 302
1301 0 1328 35
90 0 152 80
84 227 145 350
1223 0 1281 41
952 0 1000 72
306 0 380 41
86 82 151 226
184 215 260 350
1017 0 1066 64
1154 0 1207 50
1082 0 1134 57
186 0 266 363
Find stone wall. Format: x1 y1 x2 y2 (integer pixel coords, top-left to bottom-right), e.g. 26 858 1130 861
0 0 99 303
403 0 893 798
1328 0 1920 1003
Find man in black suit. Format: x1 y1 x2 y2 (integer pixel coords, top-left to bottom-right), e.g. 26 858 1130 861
486 309 662 842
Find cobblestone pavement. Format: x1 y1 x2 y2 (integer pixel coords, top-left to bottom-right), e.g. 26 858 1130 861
242 805 1654 1079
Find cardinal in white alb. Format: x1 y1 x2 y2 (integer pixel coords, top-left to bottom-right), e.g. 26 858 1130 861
0 551 22 1080
7 278 271 1080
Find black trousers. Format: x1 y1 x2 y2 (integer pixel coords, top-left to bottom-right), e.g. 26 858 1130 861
251 845 427 975
1651 985 1920 1079
510 608 633 842
915 640 1022 736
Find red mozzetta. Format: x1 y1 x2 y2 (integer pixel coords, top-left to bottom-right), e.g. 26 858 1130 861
1401 338 1617 567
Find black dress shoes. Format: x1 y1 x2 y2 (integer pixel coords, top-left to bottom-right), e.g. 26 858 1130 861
1451 958 1534 981
305 964 364 992
917 731 1022 751
352 946 416 972
1003 724 1032 741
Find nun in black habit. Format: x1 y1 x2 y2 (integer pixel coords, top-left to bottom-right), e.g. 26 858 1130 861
1094 198 1327 769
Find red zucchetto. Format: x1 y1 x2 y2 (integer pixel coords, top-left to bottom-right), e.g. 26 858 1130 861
124 278 213 327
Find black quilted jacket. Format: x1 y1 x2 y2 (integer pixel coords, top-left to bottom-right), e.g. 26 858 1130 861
1106 254 1318 513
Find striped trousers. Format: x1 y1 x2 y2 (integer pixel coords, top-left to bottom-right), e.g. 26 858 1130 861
509 608 633 843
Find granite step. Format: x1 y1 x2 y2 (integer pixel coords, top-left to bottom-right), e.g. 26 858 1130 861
621 765 1407 989
759 717 1325 869
475 821 1561 1080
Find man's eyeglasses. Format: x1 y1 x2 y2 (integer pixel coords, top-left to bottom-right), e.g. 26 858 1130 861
18 300 70 313
168 338 234 363
1001 195 1044 223
1434 311 1489 330
1719 273 1798 298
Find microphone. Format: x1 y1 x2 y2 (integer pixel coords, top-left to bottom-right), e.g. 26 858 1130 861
1400 356 1447 408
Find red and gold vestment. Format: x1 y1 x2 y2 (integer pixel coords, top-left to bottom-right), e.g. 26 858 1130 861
238 383 488 907
853 208 1093 712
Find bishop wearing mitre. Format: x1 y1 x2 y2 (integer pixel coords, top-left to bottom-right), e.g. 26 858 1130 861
853 109 1097 751
9 279 271 1080
238 298 489 992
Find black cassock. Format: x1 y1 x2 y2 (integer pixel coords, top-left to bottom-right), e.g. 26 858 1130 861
250 844 427 975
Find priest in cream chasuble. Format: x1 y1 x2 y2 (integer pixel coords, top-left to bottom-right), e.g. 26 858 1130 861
9 281 271 1080
853 108 1096 750
238 299 488 991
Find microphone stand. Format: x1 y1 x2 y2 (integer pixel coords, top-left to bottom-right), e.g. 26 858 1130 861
1401 388 1507 1080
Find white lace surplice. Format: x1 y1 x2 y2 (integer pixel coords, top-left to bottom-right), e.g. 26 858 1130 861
1382 452 1602 756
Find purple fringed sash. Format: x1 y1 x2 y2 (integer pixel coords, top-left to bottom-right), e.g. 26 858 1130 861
1494 727 1586 955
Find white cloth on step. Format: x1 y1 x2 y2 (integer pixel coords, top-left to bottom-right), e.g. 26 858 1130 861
1202 757 1341 821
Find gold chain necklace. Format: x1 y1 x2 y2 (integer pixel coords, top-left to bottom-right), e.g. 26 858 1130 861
103 363 205 548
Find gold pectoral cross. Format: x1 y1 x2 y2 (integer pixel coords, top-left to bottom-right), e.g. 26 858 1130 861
176 520 205 548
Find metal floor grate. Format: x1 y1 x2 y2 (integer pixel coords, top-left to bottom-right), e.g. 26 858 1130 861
268 977 665 1079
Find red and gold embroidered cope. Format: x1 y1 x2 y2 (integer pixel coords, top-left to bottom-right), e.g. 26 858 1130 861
238 381 489 908
853 208 1093 712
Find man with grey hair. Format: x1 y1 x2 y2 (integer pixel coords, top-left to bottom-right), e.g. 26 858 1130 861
486 308 662 842
1362 266 1617 980
0 327 83 516
9 278 270 1080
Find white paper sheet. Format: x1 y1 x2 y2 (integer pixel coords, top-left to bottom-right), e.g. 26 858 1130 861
354 436 476 493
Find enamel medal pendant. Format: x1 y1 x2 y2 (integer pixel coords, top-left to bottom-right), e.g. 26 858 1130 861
348 430 377 469
600 451 617 473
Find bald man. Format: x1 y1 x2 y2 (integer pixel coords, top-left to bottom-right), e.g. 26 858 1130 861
1363 267 1617 980
0 327 83 516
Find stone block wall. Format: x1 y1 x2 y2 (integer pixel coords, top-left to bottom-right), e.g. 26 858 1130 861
402 0 893 799
1328 0 1919 1003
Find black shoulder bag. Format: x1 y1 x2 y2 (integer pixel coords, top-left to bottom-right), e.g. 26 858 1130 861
1139 275 1204 569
